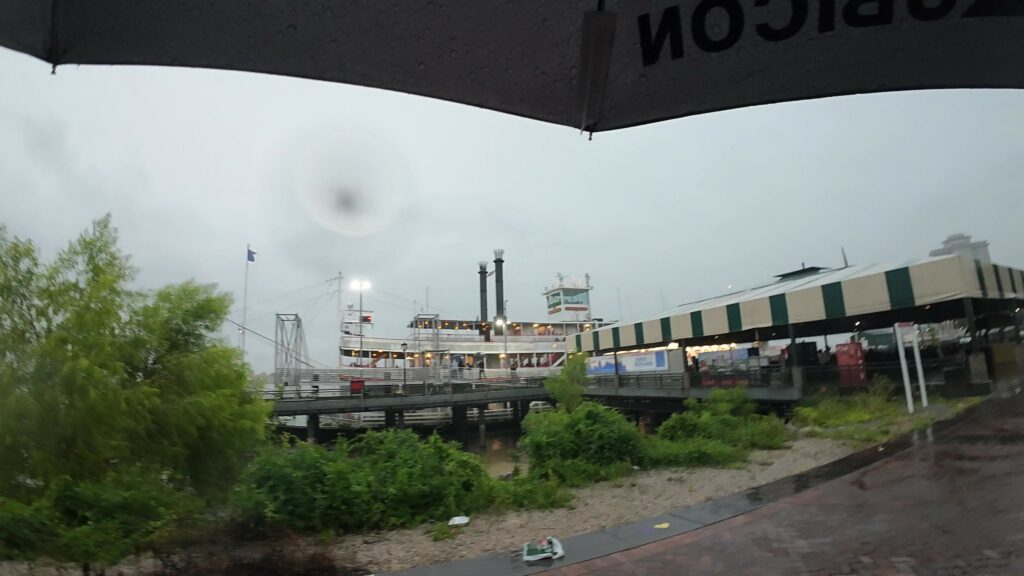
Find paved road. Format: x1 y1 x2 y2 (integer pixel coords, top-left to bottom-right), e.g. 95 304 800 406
540 394 1024 576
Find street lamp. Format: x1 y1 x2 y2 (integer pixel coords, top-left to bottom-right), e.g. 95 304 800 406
401 341 408 393
350 280 371 367
495 316 509 374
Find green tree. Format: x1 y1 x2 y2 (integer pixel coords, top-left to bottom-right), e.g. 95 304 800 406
0 217 268 566
543 353 586 412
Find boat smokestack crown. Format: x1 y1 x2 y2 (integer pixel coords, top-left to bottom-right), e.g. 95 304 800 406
478 261 490 341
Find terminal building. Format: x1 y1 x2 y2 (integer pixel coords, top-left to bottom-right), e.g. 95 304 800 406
571 244 1024 392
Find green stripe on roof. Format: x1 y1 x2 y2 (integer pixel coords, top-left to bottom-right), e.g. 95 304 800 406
592 330 600 351
885 267 915 310
993 264 1005 298
769 294 789 326
690 311 704 338
822 282 846 319
975 260 988 298
660 317 673 341
612 327 621 348
726 303 742 333
575 333 582 352
634 323 644 346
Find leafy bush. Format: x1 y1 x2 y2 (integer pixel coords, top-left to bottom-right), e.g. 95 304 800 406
491 477 572 510
639 436 747 468
0 472 202 565
658 390 789 450
520 402 643 484
0 499 56 560
234 430 502 534
794 379 899 428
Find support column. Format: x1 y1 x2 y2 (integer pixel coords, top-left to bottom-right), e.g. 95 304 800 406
396 410 405 429
306 413 320 444
452 405 468 436
964 297 990 384
965 298 978 353
476 404 487 437
788 324 803 394
384 409 397 428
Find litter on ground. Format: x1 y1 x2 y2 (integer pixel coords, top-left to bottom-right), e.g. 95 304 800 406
522 537 565 562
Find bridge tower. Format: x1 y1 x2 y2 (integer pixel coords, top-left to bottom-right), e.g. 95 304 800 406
274 313 310 388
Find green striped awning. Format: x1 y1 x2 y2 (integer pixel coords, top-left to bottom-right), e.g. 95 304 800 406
572 255 1024 354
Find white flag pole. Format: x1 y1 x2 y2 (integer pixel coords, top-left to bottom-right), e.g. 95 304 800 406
242 244 250 354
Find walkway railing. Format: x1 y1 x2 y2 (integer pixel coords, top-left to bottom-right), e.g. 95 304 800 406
320 403 555 428
266 377 545 401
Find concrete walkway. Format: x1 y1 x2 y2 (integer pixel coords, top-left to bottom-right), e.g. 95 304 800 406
539 393 1024 576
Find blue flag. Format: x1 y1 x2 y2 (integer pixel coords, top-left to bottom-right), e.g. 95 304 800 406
247 247 256 262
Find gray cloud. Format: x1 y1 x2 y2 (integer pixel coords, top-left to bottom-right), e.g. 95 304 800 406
2 48 1023 372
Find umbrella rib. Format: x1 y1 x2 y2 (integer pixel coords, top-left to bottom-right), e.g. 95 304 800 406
48 0 60 73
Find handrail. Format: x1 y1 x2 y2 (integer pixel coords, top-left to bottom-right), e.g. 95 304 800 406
266 378 546 401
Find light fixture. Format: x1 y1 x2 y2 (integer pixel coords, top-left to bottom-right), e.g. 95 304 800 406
350 279 371 291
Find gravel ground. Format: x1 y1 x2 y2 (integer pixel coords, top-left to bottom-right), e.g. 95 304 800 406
331 438 855 573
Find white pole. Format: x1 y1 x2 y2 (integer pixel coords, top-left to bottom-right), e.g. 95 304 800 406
895 324 914 414
360 291 365 367
910 328 929 408
241 244 250 354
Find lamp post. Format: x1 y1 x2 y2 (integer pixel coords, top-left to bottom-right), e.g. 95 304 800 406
495 316 509 375
350 280 371 367
401 341 408 394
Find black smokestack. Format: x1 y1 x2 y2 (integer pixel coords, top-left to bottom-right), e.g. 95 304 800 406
478 261 490 342
494 249 505 334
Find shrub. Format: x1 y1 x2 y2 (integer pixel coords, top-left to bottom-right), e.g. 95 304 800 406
520 402 643 484
0 499 56 560
639 436 747 468
231 438 333 532
657 390 789 450
491 477 572 510
233 430 501 534
794 380 899 428
0 472 202 566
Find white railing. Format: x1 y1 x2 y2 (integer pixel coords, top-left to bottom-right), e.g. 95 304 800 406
273 365 563 389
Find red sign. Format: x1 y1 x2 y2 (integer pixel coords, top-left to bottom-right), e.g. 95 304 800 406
835 343 866 386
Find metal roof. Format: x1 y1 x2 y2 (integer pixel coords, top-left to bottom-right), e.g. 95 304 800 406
572 255 1024 354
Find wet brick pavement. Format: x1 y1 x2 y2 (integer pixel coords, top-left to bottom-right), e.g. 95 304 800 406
539 394 1024 576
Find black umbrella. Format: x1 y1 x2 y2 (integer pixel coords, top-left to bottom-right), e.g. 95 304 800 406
2 0 1023 132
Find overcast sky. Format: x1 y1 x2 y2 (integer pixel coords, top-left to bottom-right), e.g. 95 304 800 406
2 47 1023 373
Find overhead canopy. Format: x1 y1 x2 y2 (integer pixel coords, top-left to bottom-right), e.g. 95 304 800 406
2 1 1023 131
573 255 1024 354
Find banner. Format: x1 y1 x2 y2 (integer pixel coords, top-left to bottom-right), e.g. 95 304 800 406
587 351 668 375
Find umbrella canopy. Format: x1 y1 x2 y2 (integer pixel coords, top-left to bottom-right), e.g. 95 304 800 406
2 0 1023 131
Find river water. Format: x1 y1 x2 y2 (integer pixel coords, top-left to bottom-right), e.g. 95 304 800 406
453 426 524 477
